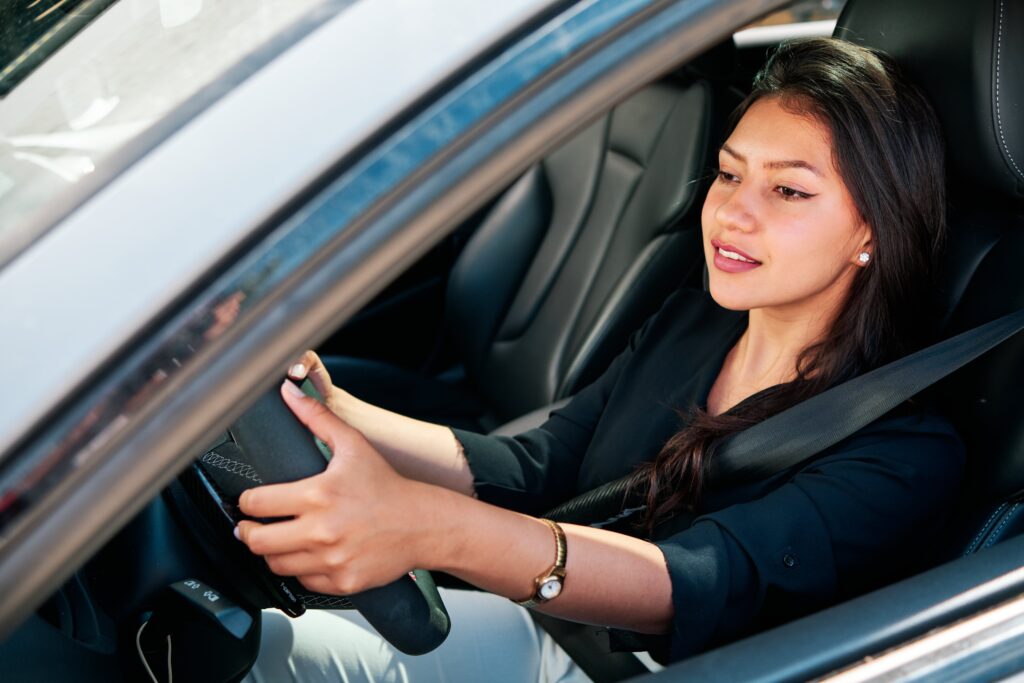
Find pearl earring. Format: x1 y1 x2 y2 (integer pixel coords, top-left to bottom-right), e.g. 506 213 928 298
858 252 871 264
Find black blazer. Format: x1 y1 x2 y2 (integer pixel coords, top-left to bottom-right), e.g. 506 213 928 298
453 289 965 660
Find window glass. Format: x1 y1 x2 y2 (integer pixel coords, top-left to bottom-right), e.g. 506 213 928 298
0 0 108 98
747 0 846 27
0 0 346 267
733 1 846 50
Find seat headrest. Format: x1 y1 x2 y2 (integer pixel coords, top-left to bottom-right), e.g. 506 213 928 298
681 38 739 83
835 0 1024 202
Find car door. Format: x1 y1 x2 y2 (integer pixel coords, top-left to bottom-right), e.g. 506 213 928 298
0 0 798 678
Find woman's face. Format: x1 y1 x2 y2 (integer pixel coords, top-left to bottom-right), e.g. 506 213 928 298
702 96 871 318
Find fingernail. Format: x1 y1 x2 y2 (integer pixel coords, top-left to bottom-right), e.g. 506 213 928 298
233 526 242 541
282 380 305 398
288 363 306 378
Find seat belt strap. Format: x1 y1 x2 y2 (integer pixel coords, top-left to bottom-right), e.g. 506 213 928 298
713 305 1024 482
546 306 1024 524
539 308 1024 676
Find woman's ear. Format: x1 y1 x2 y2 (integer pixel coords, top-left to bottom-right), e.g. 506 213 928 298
853 223 873 267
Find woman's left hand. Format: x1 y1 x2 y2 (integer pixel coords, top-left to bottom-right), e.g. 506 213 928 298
235 380 440 596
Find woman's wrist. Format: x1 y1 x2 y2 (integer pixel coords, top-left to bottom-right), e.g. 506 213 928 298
326 386 364 424
411 483 473 571
423 491 563 601
409 487 673 631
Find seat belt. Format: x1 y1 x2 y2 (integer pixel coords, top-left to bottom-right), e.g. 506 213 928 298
537 306 1024 683
546 305 1024 526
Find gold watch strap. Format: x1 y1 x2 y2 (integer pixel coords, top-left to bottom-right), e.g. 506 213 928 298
514 519 567 608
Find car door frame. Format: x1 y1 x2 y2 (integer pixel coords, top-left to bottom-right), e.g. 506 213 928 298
0 0 794 639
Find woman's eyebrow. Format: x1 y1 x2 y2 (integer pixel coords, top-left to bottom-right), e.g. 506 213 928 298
720 143 824 177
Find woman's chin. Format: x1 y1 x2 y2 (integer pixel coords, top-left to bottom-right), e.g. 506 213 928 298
708 281 760 312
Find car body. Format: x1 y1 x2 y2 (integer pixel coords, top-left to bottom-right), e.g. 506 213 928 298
1 0 1023 680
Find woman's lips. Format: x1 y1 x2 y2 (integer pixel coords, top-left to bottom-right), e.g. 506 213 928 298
710 239 762 273
713 251 762 272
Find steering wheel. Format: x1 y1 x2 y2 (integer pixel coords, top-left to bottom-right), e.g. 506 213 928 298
168 379 451 656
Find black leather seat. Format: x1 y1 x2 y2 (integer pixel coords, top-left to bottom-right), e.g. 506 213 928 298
328 52 741 431
836 0 1024 558
475 5 1022 678
434 6 1022 677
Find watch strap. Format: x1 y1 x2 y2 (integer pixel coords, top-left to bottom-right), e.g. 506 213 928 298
515 519 567 608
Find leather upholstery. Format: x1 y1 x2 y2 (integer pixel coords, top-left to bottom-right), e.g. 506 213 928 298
836 0 1024 202
836 0 1023 327
449 75 736 423
961 494 1024 556
839 0 1024 557
331 63 737 430
938 228 1024 503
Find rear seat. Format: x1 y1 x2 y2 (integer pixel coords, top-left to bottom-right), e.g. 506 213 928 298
836 0 1024 558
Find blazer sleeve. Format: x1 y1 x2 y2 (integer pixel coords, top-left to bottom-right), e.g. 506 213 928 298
451 325 641 514
450 288 694 514
654 412 965 661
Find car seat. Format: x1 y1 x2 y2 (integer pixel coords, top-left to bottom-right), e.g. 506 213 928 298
530 4 1024 679
834 0 1024 559
324 45 743 432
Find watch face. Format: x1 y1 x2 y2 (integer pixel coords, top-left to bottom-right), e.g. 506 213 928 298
539 577 562 600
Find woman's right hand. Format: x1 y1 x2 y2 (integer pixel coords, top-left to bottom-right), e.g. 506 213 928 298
285 350 358 421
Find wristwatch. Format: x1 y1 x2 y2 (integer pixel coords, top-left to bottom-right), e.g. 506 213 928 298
515 519 567 608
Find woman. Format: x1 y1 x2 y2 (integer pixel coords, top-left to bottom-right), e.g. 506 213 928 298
238 38 964 681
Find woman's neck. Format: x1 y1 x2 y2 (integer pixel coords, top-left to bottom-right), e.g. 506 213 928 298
708 299 838 416
730 306 831 385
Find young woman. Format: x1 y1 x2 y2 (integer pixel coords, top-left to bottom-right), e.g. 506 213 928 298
238 38 964 681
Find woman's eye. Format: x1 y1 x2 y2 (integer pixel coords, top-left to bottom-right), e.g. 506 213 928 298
716 170 739 184
776 185 814 200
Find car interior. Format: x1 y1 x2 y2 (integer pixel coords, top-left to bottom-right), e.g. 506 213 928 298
319 39 743 434
1 0 1022 680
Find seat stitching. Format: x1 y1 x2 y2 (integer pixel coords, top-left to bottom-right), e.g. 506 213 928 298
985 501 1022 548
995 0 1024 180
965 502 1007 555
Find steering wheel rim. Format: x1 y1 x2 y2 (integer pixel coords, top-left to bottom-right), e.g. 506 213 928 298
171 379 451 656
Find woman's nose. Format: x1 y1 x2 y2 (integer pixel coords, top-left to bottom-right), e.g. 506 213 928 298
714 184 757 233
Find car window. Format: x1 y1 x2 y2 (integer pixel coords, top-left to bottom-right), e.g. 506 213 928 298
0 0 104 98
0 0 351 267
733 1 845 50
746 0 846 27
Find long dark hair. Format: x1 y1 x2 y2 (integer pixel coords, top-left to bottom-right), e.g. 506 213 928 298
639 38 947 530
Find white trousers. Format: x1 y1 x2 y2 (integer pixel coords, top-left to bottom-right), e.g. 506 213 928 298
242 589 595 683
